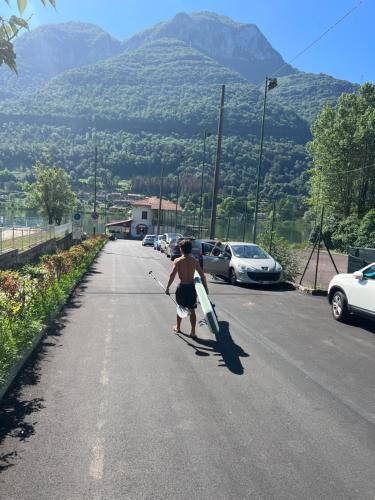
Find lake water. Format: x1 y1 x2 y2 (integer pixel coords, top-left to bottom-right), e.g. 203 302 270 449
0 209 313 245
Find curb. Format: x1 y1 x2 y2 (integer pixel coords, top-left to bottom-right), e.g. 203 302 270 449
294 283 327 296
0 243 106 402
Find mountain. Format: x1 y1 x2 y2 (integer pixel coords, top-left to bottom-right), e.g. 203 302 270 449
122 11 297 83
0 22 122 100
270 72 359 123
0 12 361 213
0 37 308 141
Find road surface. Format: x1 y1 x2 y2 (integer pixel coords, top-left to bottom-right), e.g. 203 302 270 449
1 240 374 499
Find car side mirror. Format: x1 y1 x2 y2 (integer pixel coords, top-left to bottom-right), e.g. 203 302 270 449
353 271 364 280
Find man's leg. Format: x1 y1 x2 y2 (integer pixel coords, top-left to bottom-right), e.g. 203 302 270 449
173 314 182 333
189 309 197 337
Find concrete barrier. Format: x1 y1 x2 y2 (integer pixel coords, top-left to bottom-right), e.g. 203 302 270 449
0 233 73 270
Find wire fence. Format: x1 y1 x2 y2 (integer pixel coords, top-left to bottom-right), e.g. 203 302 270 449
157 210 314 246
0 222 72 254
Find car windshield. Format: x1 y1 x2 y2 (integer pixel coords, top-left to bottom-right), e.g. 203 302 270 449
231 245 269 259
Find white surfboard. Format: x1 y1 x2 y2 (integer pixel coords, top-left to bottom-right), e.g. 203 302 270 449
194 271 219 335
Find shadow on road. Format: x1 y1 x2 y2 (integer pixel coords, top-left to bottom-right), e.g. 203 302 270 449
209 277 295 293
177 320 249 375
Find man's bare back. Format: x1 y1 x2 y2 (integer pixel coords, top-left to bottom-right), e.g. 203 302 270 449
174 254 204 284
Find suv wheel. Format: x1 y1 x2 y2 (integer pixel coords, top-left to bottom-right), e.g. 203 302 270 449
332 291 349 322
229 268 237 286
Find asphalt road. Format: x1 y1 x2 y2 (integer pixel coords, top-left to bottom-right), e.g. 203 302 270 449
1 240 375 499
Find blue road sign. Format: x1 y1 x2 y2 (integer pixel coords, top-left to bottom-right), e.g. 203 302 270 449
91 211 99 221
73 212 81 221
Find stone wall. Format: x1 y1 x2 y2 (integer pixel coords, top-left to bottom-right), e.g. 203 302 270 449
0 233 73 270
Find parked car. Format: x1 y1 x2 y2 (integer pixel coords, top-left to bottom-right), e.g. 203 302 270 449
154 234 163 251
190 239 217 266
166 237 182 260
166 236 197 260
328 262 375 322
160 232 183 253
202 241 283 286
142 234 156 246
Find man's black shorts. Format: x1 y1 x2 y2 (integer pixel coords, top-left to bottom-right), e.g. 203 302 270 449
176 283 197 309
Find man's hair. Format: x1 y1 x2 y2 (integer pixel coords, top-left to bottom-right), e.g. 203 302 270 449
179 239 192 254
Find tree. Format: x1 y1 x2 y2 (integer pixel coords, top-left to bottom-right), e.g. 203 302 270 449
307 83 375 219
0 0 56 72
26 161 76 225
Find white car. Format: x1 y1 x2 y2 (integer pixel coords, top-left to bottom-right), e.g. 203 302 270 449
202 241 283 286
328 262 375 322
142 234 156 246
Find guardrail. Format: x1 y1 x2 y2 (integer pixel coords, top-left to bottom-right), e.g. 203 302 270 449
0 222 72 254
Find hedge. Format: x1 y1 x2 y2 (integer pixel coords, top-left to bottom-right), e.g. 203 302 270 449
0 236 107 387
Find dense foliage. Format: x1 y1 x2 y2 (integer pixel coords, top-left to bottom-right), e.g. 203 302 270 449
0 19 364 225
309 209 375 251
0 236 106 386
308 83 375 219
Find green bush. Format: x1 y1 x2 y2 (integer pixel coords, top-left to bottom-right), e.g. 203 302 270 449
356 209 375 248
258 226 301 283
0 236 106 386
331 216 360 252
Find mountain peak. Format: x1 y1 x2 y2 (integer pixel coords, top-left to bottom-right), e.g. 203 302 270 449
123 11 296 83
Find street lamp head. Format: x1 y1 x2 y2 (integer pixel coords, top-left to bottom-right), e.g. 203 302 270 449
267 78 278 91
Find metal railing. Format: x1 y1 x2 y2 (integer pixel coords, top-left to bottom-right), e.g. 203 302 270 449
0 222 72 254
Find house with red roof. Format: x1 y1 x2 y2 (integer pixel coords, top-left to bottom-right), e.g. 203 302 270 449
129 196 182 238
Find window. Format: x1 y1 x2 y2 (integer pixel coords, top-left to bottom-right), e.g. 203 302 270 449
142 211 148 220
364 265 375 280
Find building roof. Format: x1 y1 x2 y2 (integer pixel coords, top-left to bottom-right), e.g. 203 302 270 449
106 219 133 227
131 196 182 211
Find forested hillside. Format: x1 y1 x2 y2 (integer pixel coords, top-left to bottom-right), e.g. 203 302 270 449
0 12 360 216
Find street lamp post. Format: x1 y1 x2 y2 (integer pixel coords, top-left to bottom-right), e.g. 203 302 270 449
198 130 211 238
252 77 277 244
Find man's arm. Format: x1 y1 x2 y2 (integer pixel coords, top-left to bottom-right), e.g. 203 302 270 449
165 262 178 294
195 259 208 293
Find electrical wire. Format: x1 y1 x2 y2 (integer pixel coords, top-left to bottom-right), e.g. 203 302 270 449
221 0 365 102
312 160 375 176
265 0 366 86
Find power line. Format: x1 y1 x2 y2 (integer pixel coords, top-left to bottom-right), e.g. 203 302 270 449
266 0 366 85
229 0 366 102
312 160 375 176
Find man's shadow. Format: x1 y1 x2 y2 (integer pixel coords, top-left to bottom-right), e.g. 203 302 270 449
177 320 249 375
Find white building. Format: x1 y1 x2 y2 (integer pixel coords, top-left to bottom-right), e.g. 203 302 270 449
130 196 181 238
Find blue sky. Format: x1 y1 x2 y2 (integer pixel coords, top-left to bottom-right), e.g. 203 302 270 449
3 0 374 83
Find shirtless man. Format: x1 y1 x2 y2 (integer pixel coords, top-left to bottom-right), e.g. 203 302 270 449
165 239 208 338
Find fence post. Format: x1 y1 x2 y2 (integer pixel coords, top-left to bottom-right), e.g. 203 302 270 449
12 226 15 249
0 227 2 254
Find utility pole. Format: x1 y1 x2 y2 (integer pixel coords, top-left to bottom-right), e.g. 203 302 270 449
210 84 225 239
198 130 211 238
252 77 277 243
175 173 180 233
157 165 164 235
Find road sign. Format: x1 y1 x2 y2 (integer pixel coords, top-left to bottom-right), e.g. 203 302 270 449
91 212 99 221
72 226 83 240
73 212 81 221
